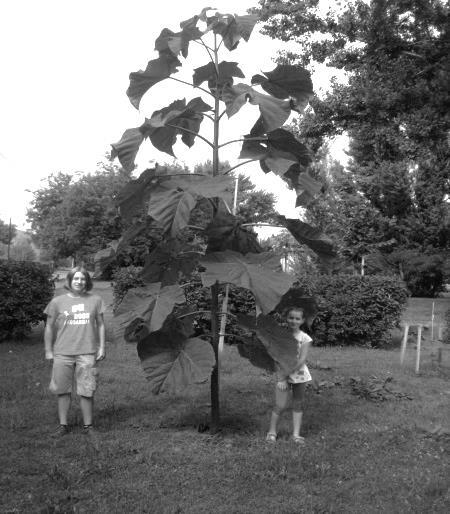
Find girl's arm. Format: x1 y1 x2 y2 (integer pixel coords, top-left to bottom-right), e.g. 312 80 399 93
96 313 106 361
274 364 289 390
297 340 311 367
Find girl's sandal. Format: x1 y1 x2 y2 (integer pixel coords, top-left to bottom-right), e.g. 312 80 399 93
292 435 305 445
266 432 277 443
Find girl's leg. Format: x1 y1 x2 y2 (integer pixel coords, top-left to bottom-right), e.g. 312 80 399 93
268 386 290 437
292 383 306 439
57 393 71 425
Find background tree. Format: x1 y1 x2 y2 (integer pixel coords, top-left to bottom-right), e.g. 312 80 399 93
0 219 16 246
259 0 450 287
27 162 132 262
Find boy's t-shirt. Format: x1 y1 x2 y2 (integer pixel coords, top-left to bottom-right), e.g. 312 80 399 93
44 293 106 355
287 330 313 384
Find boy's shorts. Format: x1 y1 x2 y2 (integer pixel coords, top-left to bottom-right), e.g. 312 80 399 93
49 354 98 397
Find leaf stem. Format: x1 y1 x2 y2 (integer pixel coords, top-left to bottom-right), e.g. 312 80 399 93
241 223 285 228
166 124 214 148
224 159 258 175
168 76 213 97
186 225 205 231
177 310 211 319
218 137 267 149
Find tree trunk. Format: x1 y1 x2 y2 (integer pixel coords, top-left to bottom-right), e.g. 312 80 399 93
209 33 221 433
210 282 220 432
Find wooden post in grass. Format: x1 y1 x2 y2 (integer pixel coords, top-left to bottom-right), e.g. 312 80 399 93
400 323 409 365
415 325 422 374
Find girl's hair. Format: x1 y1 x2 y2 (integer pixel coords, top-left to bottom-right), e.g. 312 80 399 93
285 306 306 318
64 266 93 292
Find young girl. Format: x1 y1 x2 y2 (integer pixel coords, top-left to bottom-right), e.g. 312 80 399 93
266 307 312 444
44 267 106 437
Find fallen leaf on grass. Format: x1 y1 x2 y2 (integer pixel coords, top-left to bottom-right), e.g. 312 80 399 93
349 376 413 402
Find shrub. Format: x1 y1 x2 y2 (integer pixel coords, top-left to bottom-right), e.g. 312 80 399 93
0 260 54 341
296 274 409 347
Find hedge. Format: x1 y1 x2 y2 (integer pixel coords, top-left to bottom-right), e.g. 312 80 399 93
112 264 409 348
0 260 54 340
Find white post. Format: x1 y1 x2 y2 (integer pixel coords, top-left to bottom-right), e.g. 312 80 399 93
415 325 422 374
431 301 435 342
218 176 239 356
361 255 365 276
400 324 409 365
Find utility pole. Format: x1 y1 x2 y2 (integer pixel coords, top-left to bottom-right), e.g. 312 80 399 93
7 218 12 261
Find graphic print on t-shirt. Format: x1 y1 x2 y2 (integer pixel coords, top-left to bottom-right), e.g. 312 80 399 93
66 303 90 326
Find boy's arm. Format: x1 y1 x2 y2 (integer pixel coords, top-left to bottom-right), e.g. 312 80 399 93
96 313 106 361
44 318 55 359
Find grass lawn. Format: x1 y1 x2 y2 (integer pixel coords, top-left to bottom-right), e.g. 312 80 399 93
1 284 449 513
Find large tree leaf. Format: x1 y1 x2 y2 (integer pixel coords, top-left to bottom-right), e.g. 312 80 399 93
154 24 203 59
114 283 185 342
204 212 262 254
142 97 212 156
200 250 295 314
251 65 313 113
141 239 199 286
277 216 337 261
208 13 258 51
148 175 233 236
237 334 276 373
237 314 299 377
193 61 245 88
115 168 158 223
267 129 312 168
110 128 144 172
137 317 215 394
127 53 181 109
222 83 291 132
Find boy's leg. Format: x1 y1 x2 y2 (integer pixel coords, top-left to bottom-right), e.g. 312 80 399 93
268 386 290 436
292 383 306 438
49 355 74 429
75 355 97 427
80 396 93 426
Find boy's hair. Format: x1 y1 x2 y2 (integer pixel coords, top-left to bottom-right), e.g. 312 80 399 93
64 266 93 292
285 306 306 318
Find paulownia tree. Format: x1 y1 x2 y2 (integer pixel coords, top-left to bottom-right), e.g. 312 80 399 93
103 7 336 432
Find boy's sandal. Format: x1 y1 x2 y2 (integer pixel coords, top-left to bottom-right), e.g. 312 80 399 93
266 432 277 443
292 435 305 445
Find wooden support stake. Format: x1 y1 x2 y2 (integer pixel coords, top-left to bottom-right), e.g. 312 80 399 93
415 325 422 374
400 324 409 365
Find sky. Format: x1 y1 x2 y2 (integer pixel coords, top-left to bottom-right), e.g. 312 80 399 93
0 0 346 230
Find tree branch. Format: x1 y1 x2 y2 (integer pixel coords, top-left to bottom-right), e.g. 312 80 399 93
166 124 214 148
